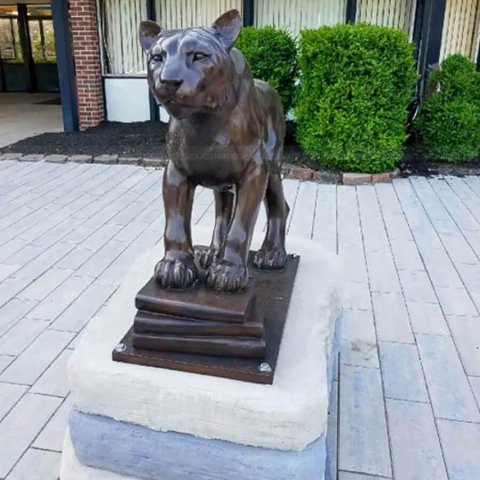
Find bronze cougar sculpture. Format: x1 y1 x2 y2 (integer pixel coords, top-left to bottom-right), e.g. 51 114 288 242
139 9 289 292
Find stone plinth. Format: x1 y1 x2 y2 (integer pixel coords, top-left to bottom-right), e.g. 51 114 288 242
60 228 343 480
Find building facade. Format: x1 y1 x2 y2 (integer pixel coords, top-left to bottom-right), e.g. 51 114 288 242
2 0 479 131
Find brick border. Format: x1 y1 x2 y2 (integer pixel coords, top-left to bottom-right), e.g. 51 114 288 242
0 154 405 184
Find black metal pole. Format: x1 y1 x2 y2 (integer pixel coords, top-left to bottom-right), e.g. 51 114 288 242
424 0 446 68
17 3 36 92
346 0 357 23
243 0 254 27
414 0 434 98
147 0 160 121
476 39 480 71
51 0 79 131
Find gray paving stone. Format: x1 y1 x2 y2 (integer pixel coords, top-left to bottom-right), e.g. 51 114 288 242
0 298 37 337
0 263 19 282
143 157 166 167
55 246 95 270
0 355 14 374
0 318 50 356
446 315 480 376
398 270 438 303
0 393 61 478
0 277 32 309
0 153 22 161
379 342 428 402
44 154 67 163
371 292 414 343
341 309 379 368
66 329 84 350
0 383 27 421
27 275 93 321
366 251 402 294
386 399 448 480
3 244 45 267
339 247 369 284
470 376 480 407
16 268 73 302
471 292 480 313
416 334 480 422
339 365 391 477
6 448 60 480
75 240 127 278
437 419 480 480
31 349 72 397
406 301 450 335
338 473 383 480
456 263 480 293
51 282 116 332
0 329 74 385
52 283 116 332
118 156 142 165
94 154 118 164
69 154 92 163
435 286 478 317
19 154 44 162
389 238 425 272
79 223 124 251
345 283 372 311
33 396 71 452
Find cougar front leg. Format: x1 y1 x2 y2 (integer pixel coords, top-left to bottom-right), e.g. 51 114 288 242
254 169 289 269
196 190 234 269
155 162 198 288
206 153 268 292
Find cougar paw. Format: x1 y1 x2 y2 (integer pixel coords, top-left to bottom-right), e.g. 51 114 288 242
154 256 198 289
195 247 219 270
253 245 287 270
206 262 248 293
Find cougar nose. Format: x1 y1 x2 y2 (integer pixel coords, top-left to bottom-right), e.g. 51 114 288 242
160 77 183 92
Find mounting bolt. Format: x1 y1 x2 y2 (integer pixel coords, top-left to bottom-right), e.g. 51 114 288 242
114 343 126 353
258 362 272 373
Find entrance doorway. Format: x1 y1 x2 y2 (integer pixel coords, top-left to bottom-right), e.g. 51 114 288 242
0 3 58 93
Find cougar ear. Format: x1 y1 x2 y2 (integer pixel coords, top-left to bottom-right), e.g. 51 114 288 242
139 20 162 51
212 9 242 50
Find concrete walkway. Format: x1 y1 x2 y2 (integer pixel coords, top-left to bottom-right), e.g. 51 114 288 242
0 94 62 148
0 161 479 479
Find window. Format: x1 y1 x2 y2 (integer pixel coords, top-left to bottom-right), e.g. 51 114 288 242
0 8 22 63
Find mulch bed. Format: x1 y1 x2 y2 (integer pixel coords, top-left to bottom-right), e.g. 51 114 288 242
0 121 169 158
1 120 479 181
0 120 311 165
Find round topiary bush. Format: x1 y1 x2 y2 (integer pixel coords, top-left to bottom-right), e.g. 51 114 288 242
415 54 480 163
236 26 298 113
295 23 417 173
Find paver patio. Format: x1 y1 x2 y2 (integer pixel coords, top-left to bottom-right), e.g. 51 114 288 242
0 160 479 479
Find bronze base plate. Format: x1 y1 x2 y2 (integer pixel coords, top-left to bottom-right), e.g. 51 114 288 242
113 253 299 384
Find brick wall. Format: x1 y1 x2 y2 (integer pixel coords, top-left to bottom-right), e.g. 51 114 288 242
69 0 104 130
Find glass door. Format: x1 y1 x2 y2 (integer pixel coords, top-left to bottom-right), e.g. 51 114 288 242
27 4 58 92
0 4 58 92
0 6 25 91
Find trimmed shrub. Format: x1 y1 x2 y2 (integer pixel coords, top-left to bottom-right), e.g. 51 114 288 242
236 26 298 113
415 54 480 163
295 23 417 173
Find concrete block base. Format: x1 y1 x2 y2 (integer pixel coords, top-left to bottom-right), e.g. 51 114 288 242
61 228 343 480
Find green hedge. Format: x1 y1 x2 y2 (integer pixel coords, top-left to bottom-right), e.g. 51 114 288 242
415 54 480 163
295 23 417 173
236 26 298 113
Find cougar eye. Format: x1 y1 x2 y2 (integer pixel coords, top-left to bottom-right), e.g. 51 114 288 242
193 52 209 62
151 53 164 63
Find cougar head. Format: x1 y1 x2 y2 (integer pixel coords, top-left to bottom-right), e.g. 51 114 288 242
139 10 241 119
